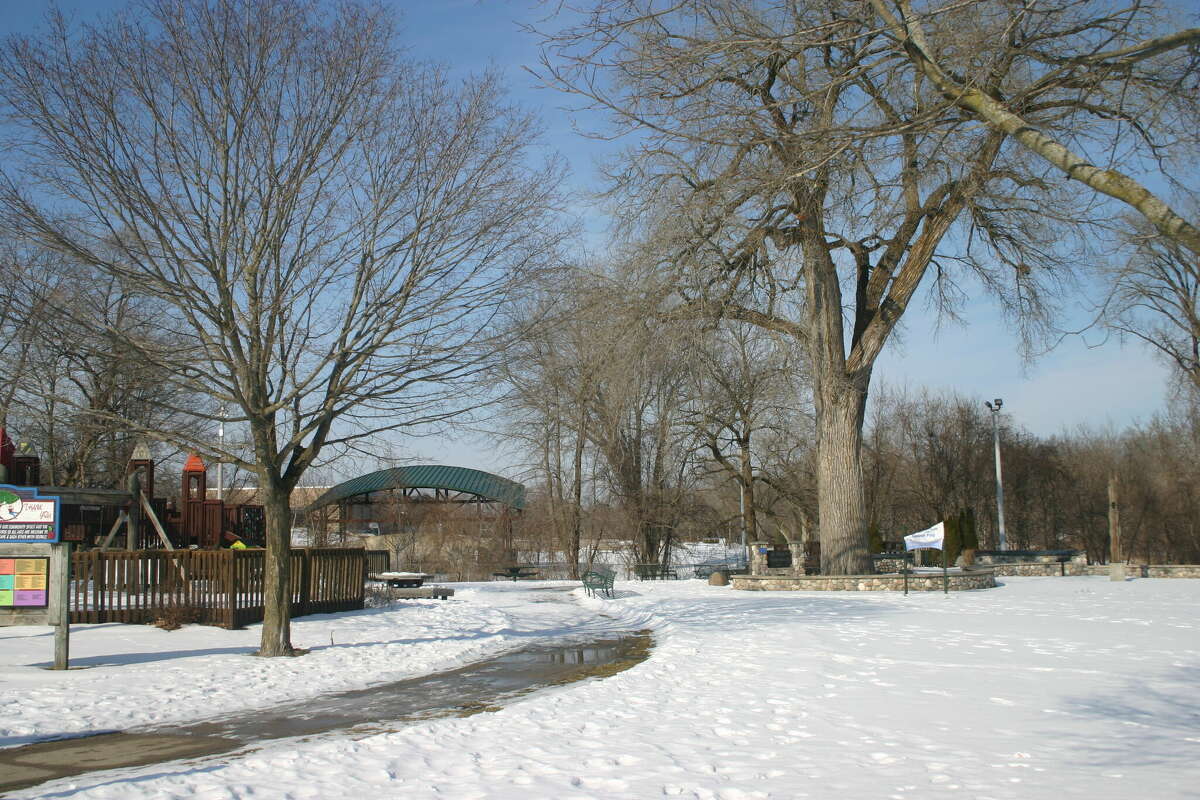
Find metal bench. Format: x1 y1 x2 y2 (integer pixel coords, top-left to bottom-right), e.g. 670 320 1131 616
633 564 678 580
581 569 615 598
492 566 539 581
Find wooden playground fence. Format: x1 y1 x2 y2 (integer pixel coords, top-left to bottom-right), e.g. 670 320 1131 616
69 548 389 629
365 549 390 576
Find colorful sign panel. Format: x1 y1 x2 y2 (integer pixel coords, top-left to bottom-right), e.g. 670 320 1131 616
0 556 49 607
0 485 60 543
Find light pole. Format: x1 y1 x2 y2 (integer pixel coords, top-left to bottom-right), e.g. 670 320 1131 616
738 480 746 550
984 398 1007 551
216 405 225 503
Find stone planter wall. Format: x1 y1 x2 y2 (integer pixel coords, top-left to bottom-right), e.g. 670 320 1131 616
731 570 997 592
741 544 1200 589
985 563 1200 578
1143 565 1200 578
986 563 1076 577
974 551 1087 566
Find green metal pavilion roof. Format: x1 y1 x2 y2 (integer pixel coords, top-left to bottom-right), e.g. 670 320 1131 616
306 465 525 511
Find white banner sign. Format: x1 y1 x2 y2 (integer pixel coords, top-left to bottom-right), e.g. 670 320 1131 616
904 521 945 551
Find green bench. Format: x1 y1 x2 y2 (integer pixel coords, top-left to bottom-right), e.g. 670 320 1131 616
581 569 615 598
633 563 678 580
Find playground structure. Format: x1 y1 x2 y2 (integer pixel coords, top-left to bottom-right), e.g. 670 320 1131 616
0 428 263 550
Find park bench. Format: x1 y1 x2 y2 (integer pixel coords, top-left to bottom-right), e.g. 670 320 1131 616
581 569 615 598
633 563 678 581
492 566 540 581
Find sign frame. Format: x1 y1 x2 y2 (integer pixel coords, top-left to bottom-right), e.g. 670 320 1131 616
0 555 50 609
0 484 61 544
0 541 71 668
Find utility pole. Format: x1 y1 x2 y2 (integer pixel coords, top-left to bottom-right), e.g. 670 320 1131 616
738 480 747 551
984 399 1007 551
1108 472 1124 581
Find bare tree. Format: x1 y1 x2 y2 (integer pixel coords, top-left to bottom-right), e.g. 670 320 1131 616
1104 211 1200 391
0 238 63 450
503 264 700 566
685 320 807 547
0 0 563 655
497 271 613 578
868 0 1200 256
575 277 697 565
538 0 1107 573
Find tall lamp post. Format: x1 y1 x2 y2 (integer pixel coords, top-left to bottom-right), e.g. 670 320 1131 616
984 398 1007 551
216 406 225 503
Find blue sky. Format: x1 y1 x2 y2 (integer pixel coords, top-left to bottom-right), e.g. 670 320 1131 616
1 1 1172 476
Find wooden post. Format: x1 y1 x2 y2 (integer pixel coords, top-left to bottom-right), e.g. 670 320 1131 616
126 469 142 551
1108 473 1121 563
141 493 175 551
99 511 127 551
53 543 71 669
1108 472 1124 581
942 547 949 595
225 550 238 629
298 549 311 617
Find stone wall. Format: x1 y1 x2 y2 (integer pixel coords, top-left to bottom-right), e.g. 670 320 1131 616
987 563 1075 577
744 543 1200 586
731 570 997 592
873 556 911 573
1144 565 1200 578
974 550 1087 565
986 563 1200 578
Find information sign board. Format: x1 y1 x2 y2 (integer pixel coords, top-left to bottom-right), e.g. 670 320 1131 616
0 485 60 543
0 542 71 668
0 556 49 608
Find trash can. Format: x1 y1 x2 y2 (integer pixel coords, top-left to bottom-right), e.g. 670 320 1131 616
709 570 729 586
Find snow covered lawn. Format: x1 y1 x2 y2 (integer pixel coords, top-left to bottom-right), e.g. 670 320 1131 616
2 577 1197 799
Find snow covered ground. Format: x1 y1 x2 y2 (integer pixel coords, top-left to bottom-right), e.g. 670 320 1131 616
2 576 1197 799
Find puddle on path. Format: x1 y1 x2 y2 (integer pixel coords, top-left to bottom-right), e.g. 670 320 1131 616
0 630 652 795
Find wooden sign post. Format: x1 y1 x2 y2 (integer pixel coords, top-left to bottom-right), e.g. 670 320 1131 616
0 485 69 669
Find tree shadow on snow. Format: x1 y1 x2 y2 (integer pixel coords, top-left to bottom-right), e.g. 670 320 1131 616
29 645 258 669
28 758 233 799
1057 664 1200 767
0 730 120 749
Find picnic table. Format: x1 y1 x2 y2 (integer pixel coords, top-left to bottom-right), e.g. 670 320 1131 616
492 566 540 581
633 563 678 581
371 572 429 588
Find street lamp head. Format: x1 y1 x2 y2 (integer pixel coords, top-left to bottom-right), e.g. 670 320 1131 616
994 398 1003 409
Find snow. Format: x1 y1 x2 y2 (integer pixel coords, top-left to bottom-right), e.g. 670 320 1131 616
2 576 1198 799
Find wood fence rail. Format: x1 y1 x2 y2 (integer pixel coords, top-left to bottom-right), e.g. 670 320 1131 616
70 549 388 629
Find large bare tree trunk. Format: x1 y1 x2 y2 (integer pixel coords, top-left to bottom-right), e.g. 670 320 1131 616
814 380 872 574
807 239 873 575
257 479 296 657
568 411 585 578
